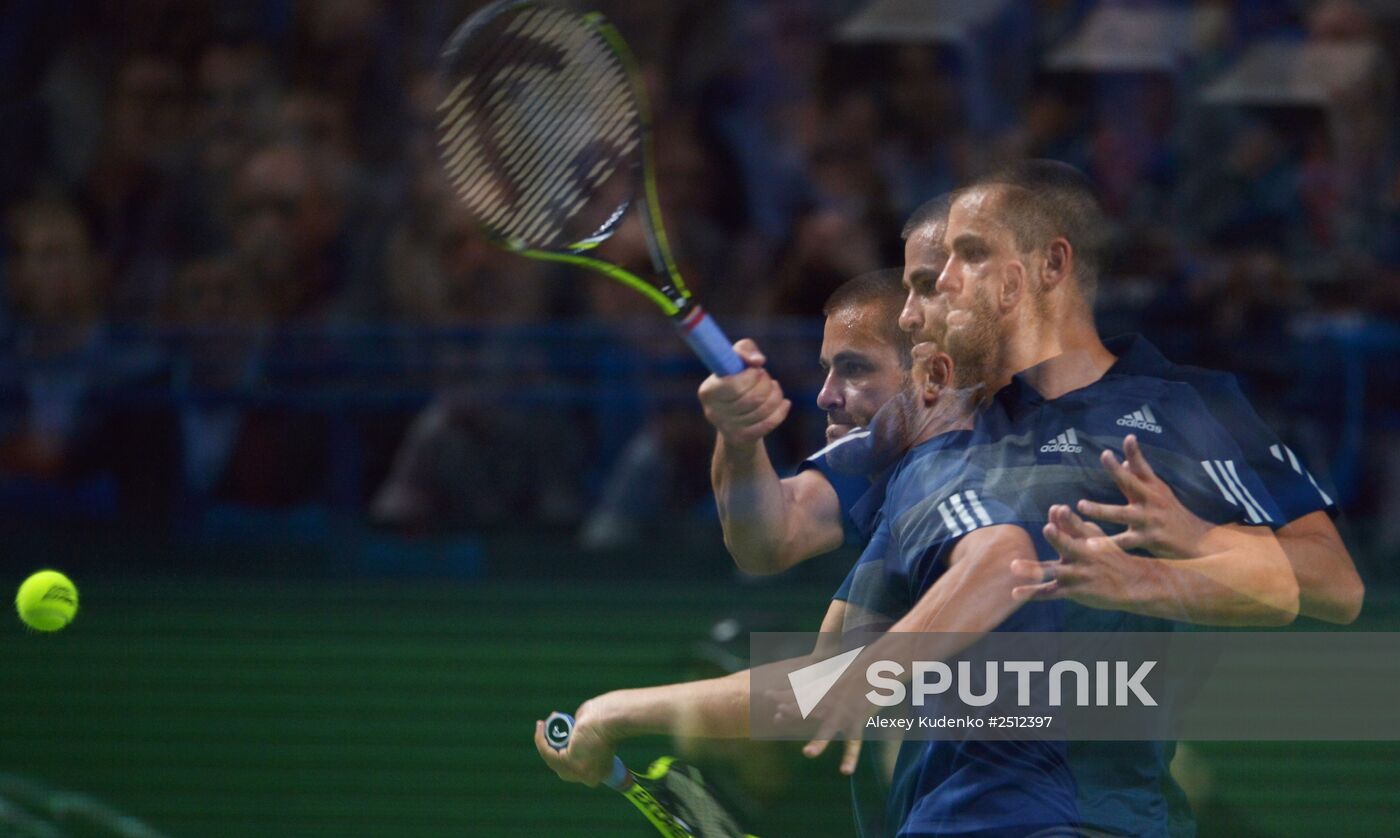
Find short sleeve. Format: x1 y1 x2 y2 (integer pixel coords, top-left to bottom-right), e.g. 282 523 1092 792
1185 369 1339 522
1149 384 1287 528
798 447 873 543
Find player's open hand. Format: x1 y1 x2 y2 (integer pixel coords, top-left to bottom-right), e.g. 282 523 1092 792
1076 435 1212 558
1010 504 1153 611
773 659 871 776
697 339 791 446
534 701 618 788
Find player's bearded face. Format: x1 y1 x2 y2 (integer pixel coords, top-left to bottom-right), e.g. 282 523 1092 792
938 189 1012 389
943 279 1001 390
826 341 973 476
817 305 908 443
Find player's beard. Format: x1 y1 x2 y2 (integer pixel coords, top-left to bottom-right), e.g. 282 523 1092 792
944 282 1002 393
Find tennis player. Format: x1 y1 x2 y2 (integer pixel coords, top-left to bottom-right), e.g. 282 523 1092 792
897 169 1361 625
533 335 977 785
812 161 1301 837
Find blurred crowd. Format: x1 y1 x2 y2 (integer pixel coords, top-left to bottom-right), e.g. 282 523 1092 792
2 0 1399 566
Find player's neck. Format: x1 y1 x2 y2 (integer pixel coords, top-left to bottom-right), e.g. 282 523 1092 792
911 414 974 447
996 312 1115 400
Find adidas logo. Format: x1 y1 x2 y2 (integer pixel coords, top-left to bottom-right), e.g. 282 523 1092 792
1116 405 1163 434
1039 428 1083 454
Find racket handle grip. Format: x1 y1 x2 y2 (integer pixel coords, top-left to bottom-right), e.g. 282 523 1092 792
544 711 630 790
676 307 745 377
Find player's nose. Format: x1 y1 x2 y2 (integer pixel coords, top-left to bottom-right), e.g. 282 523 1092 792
935 264 958 295
899 294 921 335
816 372 843 410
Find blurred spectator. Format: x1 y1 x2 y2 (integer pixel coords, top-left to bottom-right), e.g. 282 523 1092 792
371 169 576 534
382 167 547 326
4 198 106 333
227 141 346 321
0 0 1396 565
85 51 189 319
290 0 405 165
162 253 327 509
196 38 280 179
764 208 881 316
163 256 267 501
0 197 173 517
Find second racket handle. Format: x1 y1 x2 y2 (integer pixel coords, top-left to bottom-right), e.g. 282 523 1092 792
675 307 746 377
543 711 630 790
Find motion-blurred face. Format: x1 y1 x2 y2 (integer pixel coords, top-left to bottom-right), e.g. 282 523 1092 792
232 149 308 278
111 54 186 164
899 217 951 344
169 258 263 325
932 187 1022 386
7 208 100 325
198 44 274 173
817 302 908 443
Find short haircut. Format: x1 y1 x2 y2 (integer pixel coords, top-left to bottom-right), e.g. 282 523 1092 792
971 159 1110 299
901 193 952 240
822 270 911 368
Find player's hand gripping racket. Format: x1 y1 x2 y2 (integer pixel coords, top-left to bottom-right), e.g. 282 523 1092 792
435 0 744 376
543 711 757 838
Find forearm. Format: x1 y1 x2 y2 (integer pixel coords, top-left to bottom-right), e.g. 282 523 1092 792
712 435 791 573
1277 515 1364 624
875 527 1029 662
1131 527 1299 626
713 436 844 573
586 670 752 742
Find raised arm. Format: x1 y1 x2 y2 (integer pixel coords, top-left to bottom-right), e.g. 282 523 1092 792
701 340 844 574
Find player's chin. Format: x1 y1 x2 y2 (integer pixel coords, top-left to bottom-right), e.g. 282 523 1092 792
826 423 855 443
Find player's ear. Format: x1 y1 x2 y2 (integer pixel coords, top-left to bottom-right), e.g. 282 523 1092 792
1041 238 1072 291
919 352 953 404
1000 261 1024 312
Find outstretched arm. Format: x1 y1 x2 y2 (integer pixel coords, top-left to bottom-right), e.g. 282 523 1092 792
535 597 852 785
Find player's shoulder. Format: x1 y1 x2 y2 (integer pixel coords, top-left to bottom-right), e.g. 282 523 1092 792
1156 360 1257 412
1093 371 1204 419
1102 366 1269 447
1106 333 1250 403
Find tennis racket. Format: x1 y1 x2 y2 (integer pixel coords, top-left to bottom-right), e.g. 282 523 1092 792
435 0 744 376
543 711 757 838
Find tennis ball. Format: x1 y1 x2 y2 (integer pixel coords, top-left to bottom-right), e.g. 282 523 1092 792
15 570 79 632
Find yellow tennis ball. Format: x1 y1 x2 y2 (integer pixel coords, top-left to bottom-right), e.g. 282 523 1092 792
15 570 79 632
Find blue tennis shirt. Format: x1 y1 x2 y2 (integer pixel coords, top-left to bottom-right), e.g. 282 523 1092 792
844 363 1285 838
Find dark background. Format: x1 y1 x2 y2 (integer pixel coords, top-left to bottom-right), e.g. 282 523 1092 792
1 0 1398 835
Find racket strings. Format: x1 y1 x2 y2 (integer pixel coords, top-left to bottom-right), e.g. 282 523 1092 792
437 4 640 250
653 764 749 838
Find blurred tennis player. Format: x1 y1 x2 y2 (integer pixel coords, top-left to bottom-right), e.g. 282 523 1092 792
818 160 1354 838
533 333 975 774
896 168 1361 625
538 163 1361 836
